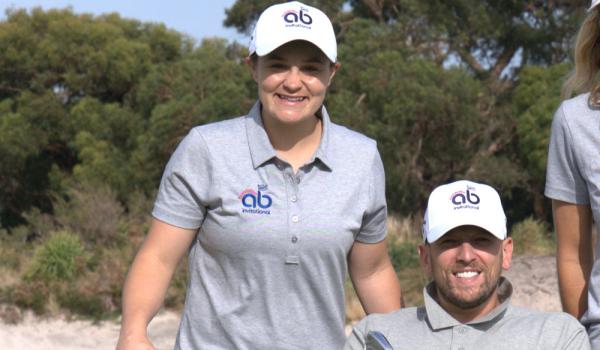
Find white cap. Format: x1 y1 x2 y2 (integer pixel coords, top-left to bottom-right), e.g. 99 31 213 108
590 0 600 11
248 1 337 62
422 180 507 243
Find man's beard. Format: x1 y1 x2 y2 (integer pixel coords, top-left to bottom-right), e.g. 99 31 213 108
432 257 502 309
436 277 498 309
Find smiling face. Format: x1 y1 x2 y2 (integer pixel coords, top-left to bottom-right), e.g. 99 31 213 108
419 225 513 319
248 40 339 127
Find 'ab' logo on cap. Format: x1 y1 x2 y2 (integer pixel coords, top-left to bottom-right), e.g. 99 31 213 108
282 6 312 28
450 185 480 209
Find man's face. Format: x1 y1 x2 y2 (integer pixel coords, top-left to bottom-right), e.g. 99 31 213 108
419 225 513 314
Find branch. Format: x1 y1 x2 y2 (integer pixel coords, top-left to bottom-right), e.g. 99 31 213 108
490 45 518 80
360 0 385 22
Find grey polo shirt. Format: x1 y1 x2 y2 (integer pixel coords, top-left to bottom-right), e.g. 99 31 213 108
545 93 600 344
152 101 387 349
345 278 590 350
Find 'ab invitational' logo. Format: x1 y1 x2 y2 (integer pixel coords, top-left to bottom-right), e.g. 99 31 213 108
282 6 312 29
239 184 272 215
450 185 480 210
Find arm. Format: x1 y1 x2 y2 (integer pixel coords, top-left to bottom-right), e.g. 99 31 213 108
116 219 197 350
348 240 403 314
552 199 593 319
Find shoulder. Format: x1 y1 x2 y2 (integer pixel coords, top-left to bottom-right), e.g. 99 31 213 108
329 122 377 150
328 122 380 167
556 93 597 123
504 305 586 332
190 116 246 142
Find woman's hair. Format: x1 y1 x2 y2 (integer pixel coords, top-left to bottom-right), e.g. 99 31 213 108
562 8 600 105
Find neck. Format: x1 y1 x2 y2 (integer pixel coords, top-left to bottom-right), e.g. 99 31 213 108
261 111 323 173
434 288 501 324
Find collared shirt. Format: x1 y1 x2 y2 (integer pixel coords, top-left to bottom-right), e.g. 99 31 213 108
545 92 600 343
153 101 387 349
345 278 590 350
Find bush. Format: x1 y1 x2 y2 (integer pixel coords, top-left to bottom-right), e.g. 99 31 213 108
8 281 49 314
26 230 87 282
388 239 421 271
53 183 124 246
510 217 555 256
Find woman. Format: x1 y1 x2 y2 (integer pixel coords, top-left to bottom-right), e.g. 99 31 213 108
546 0 600 347
116 2 402 349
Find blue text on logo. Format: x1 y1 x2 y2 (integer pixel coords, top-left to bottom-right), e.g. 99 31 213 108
242 191 272 209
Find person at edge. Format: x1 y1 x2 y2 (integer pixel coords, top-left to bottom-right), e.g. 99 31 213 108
116 2 402 349
546 1 600 347
345 180 590 350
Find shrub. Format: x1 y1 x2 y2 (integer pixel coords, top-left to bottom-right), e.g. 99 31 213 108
26 230 87 282
388 239 421 271
8 281 49 314
53 183 124 246
510 217 555 256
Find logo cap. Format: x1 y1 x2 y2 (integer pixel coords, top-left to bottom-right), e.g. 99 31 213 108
422 180 507 243
248 1 337 62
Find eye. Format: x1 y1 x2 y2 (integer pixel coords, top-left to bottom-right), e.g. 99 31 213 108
473 237 492 247
438 238 459 248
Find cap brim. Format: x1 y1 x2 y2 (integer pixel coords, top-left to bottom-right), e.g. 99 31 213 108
426 216 506 243
254 36 336 62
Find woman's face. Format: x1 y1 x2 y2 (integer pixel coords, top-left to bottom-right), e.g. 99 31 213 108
248 40 339 126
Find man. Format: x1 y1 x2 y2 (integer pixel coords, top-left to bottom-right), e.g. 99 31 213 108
345 180 590 350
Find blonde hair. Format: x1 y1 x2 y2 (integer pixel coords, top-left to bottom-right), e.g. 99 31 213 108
562 8 600 106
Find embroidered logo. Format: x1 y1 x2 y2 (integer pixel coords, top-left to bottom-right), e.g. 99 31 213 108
282 6 312 29
450 185 480 210
239 184 272 215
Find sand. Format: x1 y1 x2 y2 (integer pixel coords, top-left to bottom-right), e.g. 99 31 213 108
0 255 562 350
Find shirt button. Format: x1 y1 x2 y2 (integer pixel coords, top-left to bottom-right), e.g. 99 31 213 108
295 177 301 184
458 327 467 334
290 195 298 202
291 215 299 223
291 236 298 243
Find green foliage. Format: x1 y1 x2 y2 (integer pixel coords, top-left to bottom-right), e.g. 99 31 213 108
26 230 87 282
388 240 421 271
514 64 571 182
510 217 555 256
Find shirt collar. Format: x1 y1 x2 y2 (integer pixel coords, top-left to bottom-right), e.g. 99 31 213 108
423 277 513 330
245 101 333 170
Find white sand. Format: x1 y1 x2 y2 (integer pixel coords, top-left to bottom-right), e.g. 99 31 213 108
0 255 561 350
0 310 180 350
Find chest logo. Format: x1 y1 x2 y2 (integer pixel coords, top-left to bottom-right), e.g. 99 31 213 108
239 184 272 215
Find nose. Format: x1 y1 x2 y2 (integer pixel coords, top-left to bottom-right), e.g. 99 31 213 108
283 67 302 91
456 242 476 263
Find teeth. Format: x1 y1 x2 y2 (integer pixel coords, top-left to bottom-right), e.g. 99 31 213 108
456 271 479 278
280 95 304 102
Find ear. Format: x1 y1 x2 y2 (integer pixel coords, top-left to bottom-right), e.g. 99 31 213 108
501 237 513 270
418 243 433 278
245 56 259 82
326 62 341 87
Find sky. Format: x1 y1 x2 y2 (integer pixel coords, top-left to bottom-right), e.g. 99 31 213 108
0 0 249 44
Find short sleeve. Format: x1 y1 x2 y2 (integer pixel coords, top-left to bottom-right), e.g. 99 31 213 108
152 128 211 229
355 147 387 243
544 103 590 204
